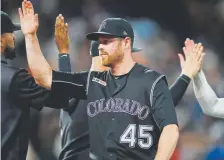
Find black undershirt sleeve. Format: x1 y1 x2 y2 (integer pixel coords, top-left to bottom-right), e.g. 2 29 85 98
169 74 191 106
58 54 71 72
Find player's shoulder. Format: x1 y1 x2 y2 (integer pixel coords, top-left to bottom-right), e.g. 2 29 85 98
76 70 89 75
134 63 165 82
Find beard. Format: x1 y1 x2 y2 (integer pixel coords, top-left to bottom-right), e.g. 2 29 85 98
101 47 124 67
4 45 16 60
101 52 115 67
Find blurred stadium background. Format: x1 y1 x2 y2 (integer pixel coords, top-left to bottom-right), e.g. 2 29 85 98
2 0 224 159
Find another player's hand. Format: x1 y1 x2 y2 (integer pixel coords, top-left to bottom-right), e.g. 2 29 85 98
18 0 39 36
55 14 70 54
178 38 205 79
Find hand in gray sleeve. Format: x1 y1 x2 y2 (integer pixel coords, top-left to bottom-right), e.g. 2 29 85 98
193 70 224 118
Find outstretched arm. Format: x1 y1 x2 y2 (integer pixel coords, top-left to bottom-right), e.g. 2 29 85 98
183 38 224 119
55 14 71 72
19 0 87 100
169 38 205 106
193 70 224 118
19 0 52 89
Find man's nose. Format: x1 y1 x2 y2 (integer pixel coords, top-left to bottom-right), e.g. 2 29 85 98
98 43 103 51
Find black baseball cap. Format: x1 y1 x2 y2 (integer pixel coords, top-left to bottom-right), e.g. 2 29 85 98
86 18 142 52
90 41 99 57
1 11 21 34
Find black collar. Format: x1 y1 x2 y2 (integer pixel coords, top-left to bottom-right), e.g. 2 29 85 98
1 54 7 64
107 63 138 96
108 63 138 77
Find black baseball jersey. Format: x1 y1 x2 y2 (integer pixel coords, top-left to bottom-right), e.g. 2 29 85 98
59 99 90 160
58 54 90 160
1 57 67 160
52 63 178 160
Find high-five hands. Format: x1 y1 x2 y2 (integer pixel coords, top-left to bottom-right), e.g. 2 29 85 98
18 0 39 36
178 38 205 79
55 14 70 54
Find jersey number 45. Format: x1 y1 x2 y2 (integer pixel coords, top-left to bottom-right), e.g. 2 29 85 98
120 124 153 149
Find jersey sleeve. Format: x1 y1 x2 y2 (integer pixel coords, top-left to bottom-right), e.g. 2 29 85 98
150 76 178 130
51 70 88 99
10 69 73 110
193 70 224 118
10 69 49 110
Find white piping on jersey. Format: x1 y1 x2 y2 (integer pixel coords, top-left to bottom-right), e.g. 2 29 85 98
53 80 84 87
150 75 165 106
86 71 92 95
144 69 153 73
150 74 165 131
180 77 189 84
61 54 68 57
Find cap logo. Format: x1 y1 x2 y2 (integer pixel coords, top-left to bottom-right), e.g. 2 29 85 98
123 31 128 36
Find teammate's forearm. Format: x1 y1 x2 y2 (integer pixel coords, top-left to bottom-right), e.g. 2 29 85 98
58 54 71 72
25 34 52 89
169 74 191 106
155 125 179 160
193 71 224 118
197 97 224 118
193 71 219 111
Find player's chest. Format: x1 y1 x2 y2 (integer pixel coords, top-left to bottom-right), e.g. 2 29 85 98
87 74 152 119
88 75 148 100
87 81 151 121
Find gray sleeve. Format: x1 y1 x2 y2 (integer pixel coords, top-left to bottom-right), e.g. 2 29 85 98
193 70 224 118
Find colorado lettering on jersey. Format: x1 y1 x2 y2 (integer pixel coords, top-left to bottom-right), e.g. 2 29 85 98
87 98 150 120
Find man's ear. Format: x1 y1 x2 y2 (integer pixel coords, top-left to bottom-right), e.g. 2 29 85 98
124 37 131 50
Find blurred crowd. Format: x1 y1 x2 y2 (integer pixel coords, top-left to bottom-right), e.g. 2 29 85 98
2 0 224 159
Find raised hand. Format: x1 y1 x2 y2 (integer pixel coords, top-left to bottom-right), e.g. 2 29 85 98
178 38 205 79
55 14 70 54
18 0 39 36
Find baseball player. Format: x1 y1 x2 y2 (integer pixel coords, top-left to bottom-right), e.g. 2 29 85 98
85 18 178 160
0 10 70 160
55 16 199 160
55 15 200 160
19 1 204 159
182 38 224 119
